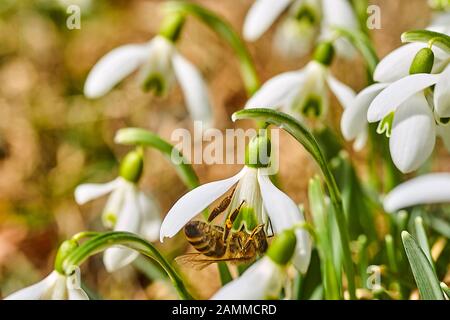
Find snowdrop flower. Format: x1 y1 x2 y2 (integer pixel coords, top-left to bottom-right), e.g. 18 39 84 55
383 173 450 212
84 34 213 127
160 136 312 273
75 151 162 272
244 0 358 58
4 270 88 300
366 46 450 173
211 230 297 300
246 42 355 122
341 19 450 152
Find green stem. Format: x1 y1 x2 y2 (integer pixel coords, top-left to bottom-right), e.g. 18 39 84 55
232 108 357 300
62 232 194 300
402 30 450 54
165 1 260 95
115 128 199 190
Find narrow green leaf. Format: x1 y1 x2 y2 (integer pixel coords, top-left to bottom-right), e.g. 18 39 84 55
401 231 444 300
402 30 450 54
115 128 199 189
308 176 340 300
217 262 233 285
165 1 260 95
414 217 434 270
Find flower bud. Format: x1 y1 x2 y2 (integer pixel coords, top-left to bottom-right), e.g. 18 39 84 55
267 229 297 266
409 48 434 75
119 150 144 183
54 239 79 274
245 135 271 168
313 42 335 66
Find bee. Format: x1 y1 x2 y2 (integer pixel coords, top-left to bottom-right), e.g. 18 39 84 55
176 190 269 269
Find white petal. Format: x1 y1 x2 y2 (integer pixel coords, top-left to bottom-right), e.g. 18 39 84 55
374 43 426 83
434 65 450 118
160 167 248 241
384 173 450 212
4 271 58 300
243 0 292 41
390 94 436 173
103 189 141 272
68 289 89 300
138 192 162 242
353 130 368 152
257 171 311 273
341 83 389 141
172 53 214 127
322 0 358 30
368 74 440 122
326 75 355 109
84 44 150 98
211 257 283 300
74 178 120 205
245 70 306 110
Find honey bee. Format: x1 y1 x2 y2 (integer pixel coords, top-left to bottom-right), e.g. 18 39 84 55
176 190 269 269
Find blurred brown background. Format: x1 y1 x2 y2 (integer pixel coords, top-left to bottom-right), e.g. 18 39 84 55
0 0 448 299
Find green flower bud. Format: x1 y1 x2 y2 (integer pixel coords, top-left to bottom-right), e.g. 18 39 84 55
313 42 335 66
267 229 297 266
159 13 186 42
409 47 434 75
245 135 272 168
119 150 144 183
54 239 79 274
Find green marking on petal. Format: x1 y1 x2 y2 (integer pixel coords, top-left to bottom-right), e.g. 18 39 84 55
141 74 166 96
301 95 323 118
232 205 258 232
377 111 395 138
102 212 117 229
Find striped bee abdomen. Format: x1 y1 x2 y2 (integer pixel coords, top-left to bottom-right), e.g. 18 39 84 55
184 221 226 257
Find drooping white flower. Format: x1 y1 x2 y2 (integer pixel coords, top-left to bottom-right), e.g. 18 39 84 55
366 63 450 173
383 173 450 212
4 271 88 300
84 35 213 127
210 256 286 299
160 165 312 273
244 0 358 58
245 59 355 121
341 15 450 152
75 177 161 272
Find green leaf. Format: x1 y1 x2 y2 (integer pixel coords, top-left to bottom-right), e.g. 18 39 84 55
115 128 199 190
308 176 341 300
334 26 379 79
217 262 233 285
401 231 444 300
402 30 450 54
233 108 357 300
165 1 260 95
414 217 434 270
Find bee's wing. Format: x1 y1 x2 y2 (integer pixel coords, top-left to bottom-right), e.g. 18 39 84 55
175 254 217 270
176 253 253 270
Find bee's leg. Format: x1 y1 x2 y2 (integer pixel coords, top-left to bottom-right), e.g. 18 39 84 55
242 224 265 250
208 187 236 222
223 200 245 241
